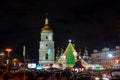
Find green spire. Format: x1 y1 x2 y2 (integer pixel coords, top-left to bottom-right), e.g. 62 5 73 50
83 49 89 56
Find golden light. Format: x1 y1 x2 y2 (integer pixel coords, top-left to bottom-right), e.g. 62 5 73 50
5 48 12 72
12 58 18 62
0 52 4 56
5 48 12 53
116 59 119 63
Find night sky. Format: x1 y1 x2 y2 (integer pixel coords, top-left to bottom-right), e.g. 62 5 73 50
0 0 120 62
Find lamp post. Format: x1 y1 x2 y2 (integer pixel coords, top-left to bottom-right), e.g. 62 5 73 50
0 52 4 71
5 48 12 72
12 58 18 72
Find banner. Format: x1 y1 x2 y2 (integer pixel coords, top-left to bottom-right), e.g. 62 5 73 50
23 45 26 57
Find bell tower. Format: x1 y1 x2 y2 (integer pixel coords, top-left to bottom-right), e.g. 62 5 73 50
39 15 55 66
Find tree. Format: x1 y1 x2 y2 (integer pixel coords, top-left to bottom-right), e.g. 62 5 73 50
66 43 75 66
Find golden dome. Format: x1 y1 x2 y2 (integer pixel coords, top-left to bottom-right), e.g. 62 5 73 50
41 16 53 32
41 26 53 32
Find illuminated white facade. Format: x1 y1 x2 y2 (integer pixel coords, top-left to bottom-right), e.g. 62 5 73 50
38 16 55 65
91 46 120 68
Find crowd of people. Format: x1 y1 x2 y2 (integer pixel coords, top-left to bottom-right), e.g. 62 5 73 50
0 68 92 80
1 67 120 80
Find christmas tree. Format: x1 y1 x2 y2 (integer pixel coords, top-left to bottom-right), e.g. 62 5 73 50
66 43 75 66
83 49 89 56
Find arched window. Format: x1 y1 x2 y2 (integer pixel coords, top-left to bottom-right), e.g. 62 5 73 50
46 44 48 47
46 53 48 60
46 36 48 39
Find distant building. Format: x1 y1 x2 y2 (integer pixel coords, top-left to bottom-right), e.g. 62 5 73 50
91 46 120 68
38 15 55 66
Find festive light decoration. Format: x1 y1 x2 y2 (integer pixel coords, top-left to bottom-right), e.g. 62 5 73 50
47 48 51 54
37 64 42 69
66 43 75 66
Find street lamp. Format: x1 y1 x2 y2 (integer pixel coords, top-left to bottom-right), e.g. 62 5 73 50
5 48 12 72
12 58 19 71
108 54 113 58
0 52 4 71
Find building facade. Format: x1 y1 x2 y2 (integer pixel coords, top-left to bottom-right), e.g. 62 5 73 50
38 16 55 66
91 46 120 68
